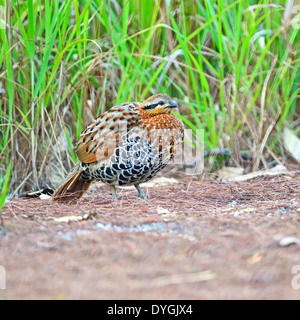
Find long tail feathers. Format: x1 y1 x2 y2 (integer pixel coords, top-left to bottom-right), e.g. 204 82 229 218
52 172 92 203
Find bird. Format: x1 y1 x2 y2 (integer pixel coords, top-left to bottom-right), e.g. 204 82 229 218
52 93 184 202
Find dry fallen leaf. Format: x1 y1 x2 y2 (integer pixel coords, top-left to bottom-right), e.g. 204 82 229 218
283 127 300 164
149 270 216 287
156 206 171 215
39 194 51 200
231 164 290 182
49 212 96 223
142 177 179 188
274 235 300 247
247 253 263 264
217 167 244 181
156 206 178 221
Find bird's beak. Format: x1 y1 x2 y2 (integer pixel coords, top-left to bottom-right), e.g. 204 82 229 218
167 100 178 109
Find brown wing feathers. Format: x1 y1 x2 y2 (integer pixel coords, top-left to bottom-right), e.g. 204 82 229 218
52 103 142 202
75 106 141 164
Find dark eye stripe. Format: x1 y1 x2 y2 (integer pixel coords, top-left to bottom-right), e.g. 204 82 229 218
143 100 165 110
143 103 159 110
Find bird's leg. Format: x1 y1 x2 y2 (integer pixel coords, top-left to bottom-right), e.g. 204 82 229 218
134 184 147 200
110 185 118 201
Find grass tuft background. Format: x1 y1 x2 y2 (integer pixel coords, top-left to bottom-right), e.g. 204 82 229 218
0 0 299 207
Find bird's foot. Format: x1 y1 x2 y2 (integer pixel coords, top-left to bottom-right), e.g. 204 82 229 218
110 185 118 201
134 184 148 200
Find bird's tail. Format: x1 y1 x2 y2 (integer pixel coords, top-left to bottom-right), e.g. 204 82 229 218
52 171 92 203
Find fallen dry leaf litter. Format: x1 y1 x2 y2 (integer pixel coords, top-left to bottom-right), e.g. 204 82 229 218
0 176 300 299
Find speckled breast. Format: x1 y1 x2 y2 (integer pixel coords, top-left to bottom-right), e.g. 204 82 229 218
81 129 170 186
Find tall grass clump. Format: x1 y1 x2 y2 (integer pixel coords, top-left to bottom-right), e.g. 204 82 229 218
0 0 299 204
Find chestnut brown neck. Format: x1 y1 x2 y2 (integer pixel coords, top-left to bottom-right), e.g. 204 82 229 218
141 113 182 131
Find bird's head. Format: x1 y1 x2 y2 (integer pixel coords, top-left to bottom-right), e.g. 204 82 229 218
139 94 179 117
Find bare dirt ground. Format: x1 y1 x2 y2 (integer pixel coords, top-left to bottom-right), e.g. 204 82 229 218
1 176 300 300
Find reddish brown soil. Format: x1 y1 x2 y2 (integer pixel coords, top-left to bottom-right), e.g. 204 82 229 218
1 177 300 300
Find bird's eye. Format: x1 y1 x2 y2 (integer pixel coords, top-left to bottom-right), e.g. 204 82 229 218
158 101 164 105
